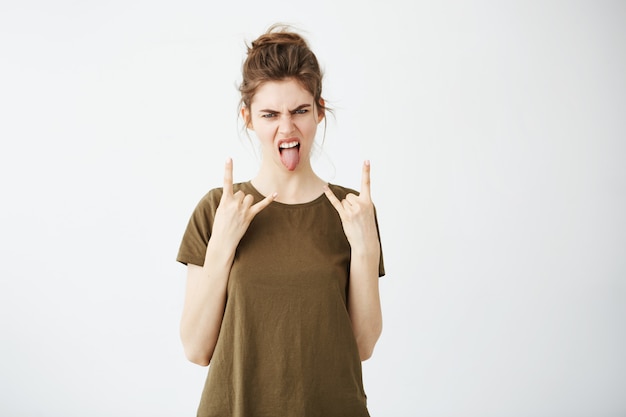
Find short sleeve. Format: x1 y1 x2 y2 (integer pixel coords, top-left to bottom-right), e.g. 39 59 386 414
374 204 386 278
176 188 223 267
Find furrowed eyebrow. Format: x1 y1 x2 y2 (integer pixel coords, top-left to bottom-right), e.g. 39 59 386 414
258 104 312 113
291 104 311 112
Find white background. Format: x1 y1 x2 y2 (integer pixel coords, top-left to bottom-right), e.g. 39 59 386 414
1 1 625 416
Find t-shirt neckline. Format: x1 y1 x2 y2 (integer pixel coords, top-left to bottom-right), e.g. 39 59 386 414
243 181 331 209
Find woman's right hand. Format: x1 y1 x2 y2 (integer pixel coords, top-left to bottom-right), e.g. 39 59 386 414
181 158 275 366
210 158 276 250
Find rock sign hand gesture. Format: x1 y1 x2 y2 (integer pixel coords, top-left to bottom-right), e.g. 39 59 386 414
324 160 380 253
211 158 276 250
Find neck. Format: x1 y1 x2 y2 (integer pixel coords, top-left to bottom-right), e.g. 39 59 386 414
251 168 326 204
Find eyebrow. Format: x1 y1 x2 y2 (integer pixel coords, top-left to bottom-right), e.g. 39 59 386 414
258 104 312 113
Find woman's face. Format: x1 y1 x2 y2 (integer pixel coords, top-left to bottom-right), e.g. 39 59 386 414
243 79 323 172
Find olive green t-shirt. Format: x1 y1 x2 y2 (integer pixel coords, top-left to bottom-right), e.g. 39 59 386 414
177 181 385 417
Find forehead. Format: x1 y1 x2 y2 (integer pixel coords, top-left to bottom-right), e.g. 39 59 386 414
250 79 314 109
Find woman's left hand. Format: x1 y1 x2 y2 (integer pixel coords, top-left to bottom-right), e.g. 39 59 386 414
324 160 380 253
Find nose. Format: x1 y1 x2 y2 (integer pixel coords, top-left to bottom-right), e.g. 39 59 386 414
278 114 296 135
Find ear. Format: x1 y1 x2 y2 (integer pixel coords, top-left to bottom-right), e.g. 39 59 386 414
241 107 254 130
317 98 325 123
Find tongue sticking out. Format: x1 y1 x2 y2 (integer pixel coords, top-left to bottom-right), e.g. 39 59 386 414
280 147 300 171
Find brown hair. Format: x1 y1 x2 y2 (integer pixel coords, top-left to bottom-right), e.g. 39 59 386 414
238 24 329 125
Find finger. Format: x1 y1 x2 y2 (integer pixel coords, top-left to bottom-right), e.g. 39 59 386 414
250 192 277 216
360 160 372 201
345 193 359 205
223 157 234 196
233 190 246 202
323 185 344 214
241 193 255 209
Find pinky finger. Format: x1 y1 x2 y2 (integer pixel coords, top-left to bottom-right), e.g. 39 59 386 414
323 185 344 213
250 192 277 216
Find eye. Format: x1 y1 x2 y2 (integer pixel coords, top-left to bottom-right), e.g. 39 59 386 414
261 112 277 118
292 108 308 115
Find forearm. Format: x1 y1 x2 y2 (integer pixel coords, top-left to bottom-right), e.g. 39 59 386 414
347 245 382 361
180 240 235 366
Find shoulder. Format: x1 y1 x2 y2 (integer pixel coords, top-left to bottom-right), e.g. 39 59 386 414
195 182 250 208
194 187 222 210
327 183 359 200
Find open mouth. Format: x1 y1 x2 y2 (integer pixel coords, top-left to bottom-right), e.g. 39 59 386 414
278 140 300 170
279 140 300 152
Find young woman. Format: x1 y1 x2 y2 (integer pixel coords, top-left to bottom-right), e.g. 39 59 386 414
176 24 385 417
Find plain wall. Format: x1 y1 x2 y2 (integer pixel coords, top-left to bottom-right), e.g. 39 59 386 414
1 1 624 416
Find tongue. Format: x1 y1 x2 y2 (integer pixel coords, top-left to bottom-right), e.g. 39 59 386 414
280 147 300 171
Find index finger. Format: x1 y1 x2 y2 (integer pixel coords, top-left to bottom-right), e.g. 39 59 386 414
223 157 234 196
222 158 233 198
360 160 372 200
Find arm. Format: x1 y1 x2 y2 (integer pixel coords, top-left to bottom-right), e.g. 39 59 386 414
179 242 235 366
347 240 382 361
324 160 383 361
180 159 275 366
